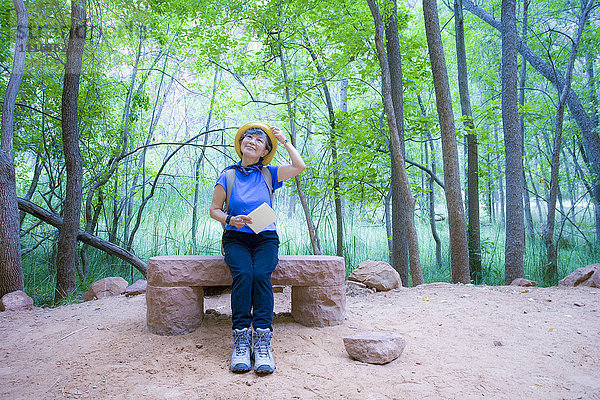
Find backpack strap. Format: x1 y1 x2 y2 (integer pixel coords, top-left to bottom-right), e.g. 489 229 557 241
225 169 235 213
261 167 274 207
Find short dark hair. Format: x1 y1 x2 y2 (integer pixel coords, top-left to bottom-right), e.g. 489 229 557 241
240 128 272 152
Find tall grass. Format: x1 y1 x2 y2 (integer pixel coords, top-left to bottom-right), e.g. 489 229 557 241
20 182 599 306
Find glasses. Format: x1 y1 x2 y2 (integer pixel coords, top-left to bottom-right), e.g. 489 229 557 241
242 133 266 147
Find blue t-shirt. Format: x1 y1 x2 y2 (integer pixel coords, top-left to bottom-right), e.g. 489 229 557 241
216 165 283 233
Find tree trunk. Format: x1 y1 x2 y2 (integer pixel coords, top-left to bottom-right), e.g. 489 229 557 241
340 80 348 113
0 0 27 299
379 112 395 260
368 0 424 286
494 126 506 228
561 146 575 220
422 0 470 283
542 0 592 286
390 141 409 284
519 0 535 240
522 168 535 238
109 172 120 244
385 185 393 259
568 140 599 241
78 189 103 279
501 0 524 285
528 167 543 223
463 0 600 238
487 152 494 223
418 94 442 268
304 37 343 257
0 153 23 298
455 0 481 283
55 0 86 303
339 79 348 220
428 138 443 268
586 54 599 128
498 159 505 227
385 0 412 286
278 24 321 255
585 54 600 242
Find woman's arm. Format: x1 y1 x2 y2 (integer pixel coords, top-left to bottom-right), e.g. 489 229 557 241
271 126 306 182
209 184 252 229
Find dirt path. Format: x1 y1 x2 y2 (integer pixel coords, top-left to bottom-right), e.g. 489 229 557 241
1 283 599 399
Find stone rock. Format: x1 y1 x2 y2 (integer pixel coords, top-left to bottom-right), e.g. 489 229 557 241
348 260 401 291
347 280 367 289
346 280 375 297
146 285 204 335
510 278 537 287
147 255 345 287
82 277 129 301
0 290 34 311
123 279 147 297
343 331 406 364
291 285 346 327
559 264 600 288
418 282 453 288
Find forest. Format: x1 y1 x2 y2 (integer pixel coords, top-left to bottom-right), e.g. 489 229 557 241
1 0 599 306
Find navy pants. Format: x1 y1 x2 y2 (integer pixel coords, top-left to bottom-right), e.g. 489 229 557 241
222 230 279 331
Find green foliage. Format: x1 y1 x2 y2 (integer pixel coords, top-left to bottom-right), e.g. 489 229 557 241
4 0 599 306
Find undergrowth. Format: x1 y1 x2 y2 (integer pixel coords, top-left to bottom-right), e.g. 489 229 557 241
19 184 599 306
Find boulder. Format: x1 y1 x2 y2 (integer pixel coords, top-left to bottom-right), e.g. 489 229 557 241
348 260 401 291
82 277 129 301
559 264 600 288
0 290 34 311
123 279 147 297
510 278 537 287
343 331 406 364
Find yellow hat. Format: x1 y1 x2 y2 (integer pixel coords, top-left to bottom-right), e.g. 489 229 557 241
234 122 278 165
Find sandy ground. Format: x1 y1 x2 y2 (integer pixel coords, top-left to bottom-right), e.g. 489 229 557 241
1 283 599 400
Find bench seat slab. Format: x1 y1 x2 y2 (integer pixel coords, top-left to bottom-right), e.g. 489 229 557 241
147 255 345 287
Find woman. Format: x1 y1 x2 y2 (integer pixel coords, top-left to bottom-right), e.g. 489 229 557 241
209 122 305 374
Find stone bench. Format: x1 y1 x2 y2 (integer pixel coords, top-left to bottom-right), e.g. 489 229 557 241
146 255 346 335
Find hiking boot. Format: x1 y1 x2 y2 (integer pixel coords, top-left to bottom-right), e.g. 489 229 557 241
253 328 275 374
231 328 252 373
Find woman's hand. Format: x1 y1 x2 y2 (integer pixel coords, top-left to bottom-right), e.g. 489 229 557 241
271 126 286 144
229 215 252 229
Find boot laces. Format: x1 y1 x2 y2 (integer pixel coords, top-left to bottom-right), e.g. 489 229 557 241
233 330 250 356
255 331 271 357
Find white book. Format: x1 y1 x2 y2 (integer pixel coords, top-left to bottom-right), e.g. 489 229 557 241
246 202 278 234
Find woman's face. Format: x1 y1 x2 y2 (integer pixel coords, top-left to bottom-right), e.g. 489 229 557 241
241 132 269 159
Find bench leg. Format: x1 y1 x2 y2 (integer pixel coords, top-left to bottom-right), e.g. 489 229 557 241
291 285 346 327
146 285 204 335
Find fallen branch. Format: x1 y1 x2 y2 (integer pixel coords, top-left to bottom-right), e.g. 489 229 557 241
56 326 88 343
17 197 147 276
